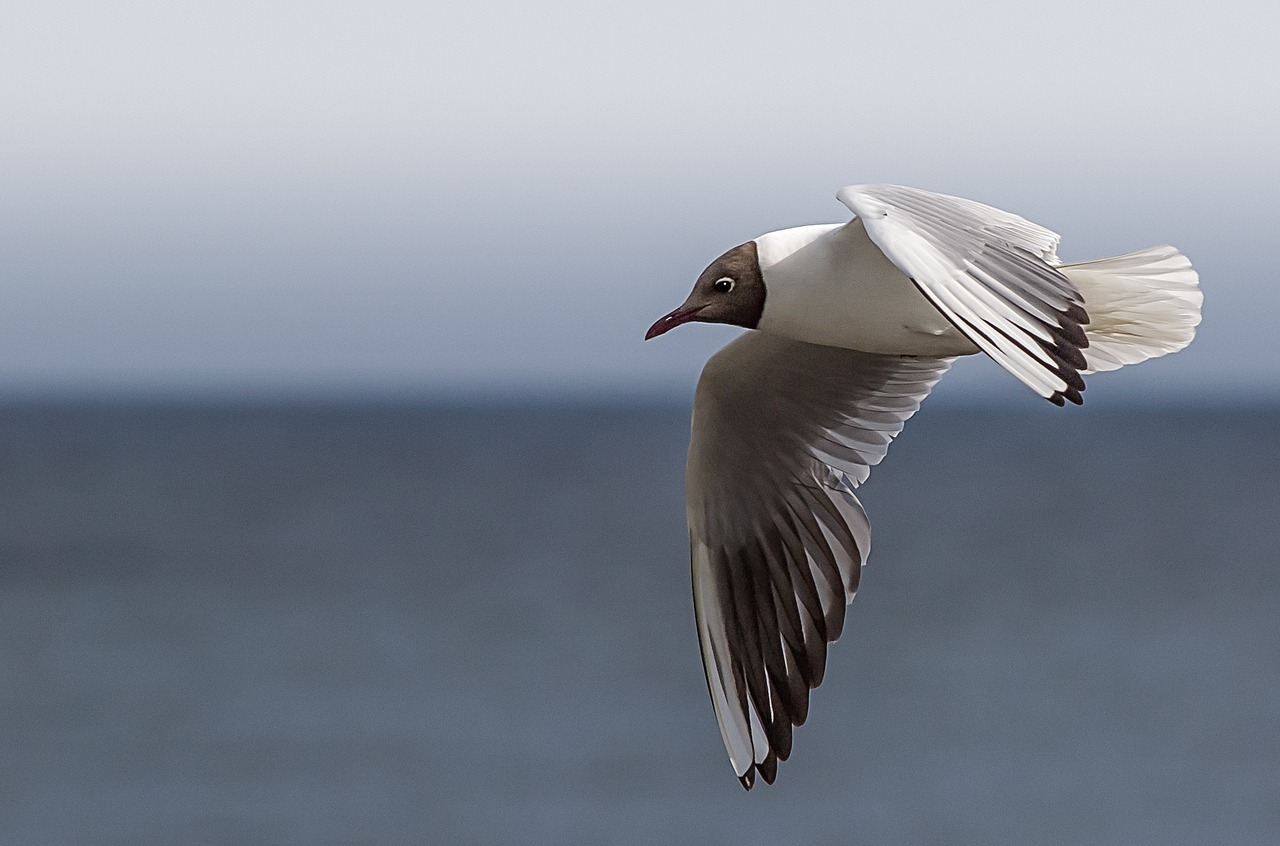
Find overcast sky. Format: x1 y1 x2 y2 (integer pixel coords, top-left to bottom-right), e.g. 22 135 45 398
2 0 1276 401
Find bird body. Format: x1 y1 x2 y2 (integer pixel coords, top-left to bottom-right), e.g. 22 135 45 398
645 183 1202 789
755 219 978 356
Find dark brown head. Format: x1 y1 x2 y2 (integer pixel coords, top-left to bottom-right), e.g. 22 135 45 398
645 241 766 340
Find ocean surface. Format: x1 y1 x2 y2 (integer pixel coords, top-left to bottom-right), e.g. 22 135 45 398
1 400 1277 845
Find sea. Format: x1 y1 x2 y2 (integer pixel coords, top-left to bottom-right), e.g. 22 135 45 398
1 400 1277 845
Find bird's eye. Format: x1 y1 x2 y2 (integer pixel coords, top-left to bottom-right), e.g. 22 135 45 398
712 277 735 293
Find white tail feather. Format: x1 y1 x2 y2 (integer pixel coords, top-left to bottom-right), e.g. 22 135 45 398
1058 245 1203 374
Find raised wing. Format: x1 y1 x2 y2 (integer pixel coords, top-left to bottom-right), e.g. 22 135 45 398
838 183 1090 405
687 331 952 788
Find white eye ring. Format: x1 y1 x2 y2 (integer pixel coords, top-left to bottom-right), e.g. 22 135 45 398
712 277 735 293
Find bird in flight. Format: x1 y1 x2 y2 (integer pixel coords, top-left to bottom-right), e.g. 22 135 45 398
645 183 1202 789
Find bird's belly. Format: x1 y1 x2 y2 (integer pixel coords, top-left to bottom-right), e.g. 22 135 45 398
758 239 980 356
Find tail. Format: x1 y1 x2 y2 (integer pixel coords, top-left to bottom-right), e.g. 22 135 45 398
1059 245 1203 374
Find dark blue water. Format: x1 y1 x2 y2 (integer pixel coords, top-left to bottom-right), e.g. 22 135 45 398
1 401 1277 845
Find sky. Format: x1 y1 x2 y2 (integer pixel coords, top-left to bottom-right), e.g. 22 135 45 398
2 0 1277 401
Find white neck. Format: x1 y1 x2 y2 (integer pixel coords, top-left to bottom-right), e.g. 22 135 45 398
754 224 843 271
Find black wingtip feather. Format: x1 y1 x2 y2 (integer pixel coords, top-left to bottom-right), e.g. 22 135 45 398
759 751 778 784
1046 333 1089 371
1063 368 1087 392
1063 302 1090 330
1047 386 1085 406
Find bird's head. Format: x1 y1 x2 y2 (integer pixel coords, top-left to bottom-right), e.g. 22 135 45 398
645 241 766 340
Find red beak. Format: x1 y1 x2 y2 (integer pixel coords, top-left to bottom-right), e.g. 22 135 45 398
645 305 705 340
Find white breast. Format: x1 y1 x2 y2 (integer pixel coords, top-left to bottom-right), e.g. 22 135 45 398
754 220 979 357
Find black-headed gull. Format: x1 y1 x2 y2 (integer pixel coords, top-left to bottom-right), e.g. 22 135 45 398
645 183 1202 789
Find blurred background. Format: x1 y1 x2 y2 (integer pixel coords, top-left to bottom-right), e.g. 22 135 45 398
1 1 1277 843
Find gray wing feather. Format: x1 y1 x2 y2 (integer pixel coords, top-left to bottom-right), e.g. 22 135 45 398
687 332 951 788
838 183 1090 405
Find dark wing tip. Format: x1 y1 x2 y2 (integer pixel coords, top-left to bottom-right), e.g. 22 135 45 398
738 753 780 791
759 751 778 784
1047 385 1084 406
1063 302 1090 331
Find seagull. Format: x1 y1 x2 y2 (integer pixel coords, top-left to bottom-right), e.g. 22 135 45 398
645 183 1202 789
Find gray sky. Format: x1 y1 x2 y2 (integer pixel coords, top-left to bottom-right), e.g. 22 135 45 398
2 0 1276 400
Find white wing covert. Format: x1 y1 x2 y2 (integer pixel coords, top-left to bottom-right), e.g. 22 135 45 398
687 331 951 788
838 184 1091 405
